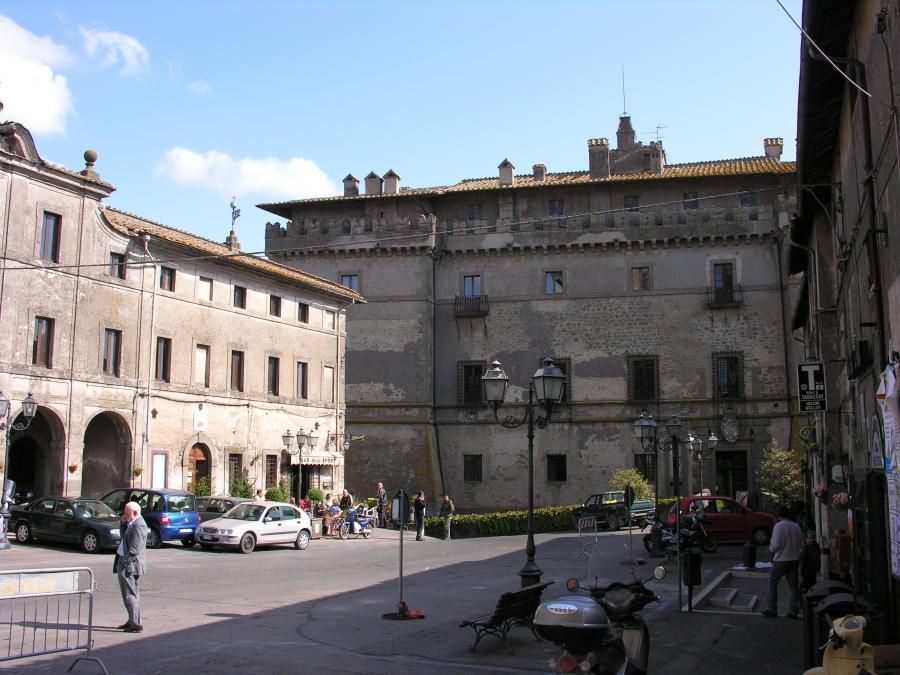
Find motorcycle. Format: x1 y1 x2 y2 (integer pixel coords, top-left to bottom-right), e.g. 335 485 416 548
339 507 374 539
534 563 666 674
803 615 875 675
641 512 718 555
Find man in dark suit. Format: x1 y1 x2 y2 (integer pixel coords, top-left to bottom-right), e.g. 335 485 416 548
114 501 148 633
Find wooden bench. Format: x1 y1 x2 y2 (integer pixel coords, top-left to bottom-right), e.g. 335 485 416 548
459 581 554 654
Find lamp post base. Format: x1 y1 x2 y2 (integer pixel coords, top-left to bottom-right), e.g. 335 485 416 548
519 561 542 588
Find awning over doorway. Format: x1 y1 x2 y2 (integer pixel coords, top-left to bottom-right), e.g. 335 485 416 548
297 452 342 466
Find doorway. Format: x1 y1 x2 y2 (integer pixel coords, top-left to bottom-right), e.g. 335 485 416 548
8 407 65 497
82 412 130 498
715 450 748 498
187 444 211 494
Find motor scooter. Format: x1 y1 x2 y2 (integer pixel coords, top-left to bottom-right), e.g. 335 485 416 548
339 507 374 539
802 615 875 675
533 560 666 674
641 512 718 555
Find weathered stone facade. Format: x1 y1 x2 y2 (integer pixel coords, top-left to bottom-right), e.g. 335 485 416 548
0 121 361 501
262 116 799 511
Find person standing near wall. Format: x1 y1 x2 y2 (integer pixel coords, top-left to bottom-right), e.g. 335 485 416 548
414 491 426 541
439 493 455 541
376 482 388 528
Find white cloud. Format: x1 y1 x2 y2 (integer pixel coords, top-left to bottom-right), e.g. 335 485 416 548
159 148 336 199
187 79 211 95
79 26 148 76
0 17 73 135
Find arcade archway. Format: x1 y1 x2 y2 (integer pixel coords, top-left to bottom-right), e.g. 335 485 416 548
186 444 211 493
82 412 131 498
7 406 65 498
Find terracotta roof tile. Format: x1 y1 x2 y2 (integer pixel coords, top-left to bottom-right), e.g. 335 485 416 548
103 207 363 303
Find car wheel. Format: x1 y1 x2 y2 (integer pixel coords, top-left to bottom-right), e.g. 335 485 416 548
146 528 162 549
80 530 100 553
339 523 350 539
200 543 213 551
239 533 256 554
295 530 310 550
15 522 32 544
752 527 771 545
181 535 196 548
608 513 620 531
701 533 719 553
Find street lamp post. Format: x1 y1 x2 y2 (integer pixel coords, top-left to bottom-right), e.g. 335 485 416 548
0 392 38 551
632 410 662 555
282 425 319 503
482 357 566 588
689 430 718 494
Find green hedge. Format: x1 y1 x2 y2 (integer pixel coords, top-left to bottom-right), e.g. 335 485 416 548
423 505 579 539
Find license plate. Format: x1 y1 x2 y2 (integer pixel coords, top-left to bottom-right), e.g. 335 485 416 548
179 528 194 533
200 534 212 541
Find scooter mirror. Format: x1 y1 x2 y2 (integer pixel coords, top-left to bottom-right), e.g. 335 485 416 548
566 578 579 592
653 565 666 580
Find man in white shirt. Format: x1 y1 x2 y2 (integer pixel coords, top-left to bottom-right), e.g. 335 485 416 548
762 505 804 618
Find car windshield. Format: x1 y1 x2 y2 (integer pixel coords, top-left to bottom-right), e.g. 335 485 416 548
222 504 264 522
74 500 117 518
165 495 196 512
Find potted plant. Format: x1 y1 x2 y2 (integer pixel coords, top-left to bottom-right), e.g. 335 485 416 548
812 481 827 504
133 466 144 477
68 463 78 473
832 491 850 510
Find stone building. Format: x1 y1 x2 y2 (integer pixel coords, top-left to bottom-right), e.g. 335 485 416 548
261 115 799 511
0 120 361 501
792 0 900 638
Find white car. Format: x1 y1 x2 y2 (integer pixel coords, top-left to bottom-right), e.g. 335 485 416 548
197 501 311 553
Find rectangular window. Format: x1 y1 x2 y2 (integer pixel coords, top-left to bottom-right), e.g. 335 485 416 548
545 271 564 294
195 344 210 388
464 454 483 482
624 195 640 212
683 192 699 210
298 302 310 323
546 454 567 482
629 356 658 401
341 274 359 292
109 252 126 279
230 350 244 392
160 266 176 291
712 262 735 304
267 356 280 395
463 275 481 297
269 295 282 317
634 452 657 484
39 212 61 262
323 365 335 402
296 361 308 399
228 454 243 487
739 190 757 208
324 310 336 330
548 199 565 216
155 337 172 382
265 455 277 488
631 266 651 291
233 285 246 309
467 204 481 221
198 276 213 301
714 352 744 399
32 316 54 368
457 360 485 407
103 328 122 376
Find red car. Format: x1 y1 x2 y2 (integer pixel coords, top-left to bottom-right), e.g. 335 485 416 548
668 496 775 545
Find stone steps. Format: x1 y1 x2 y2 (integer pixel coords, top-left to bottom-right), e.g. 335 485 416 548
707 586 759 612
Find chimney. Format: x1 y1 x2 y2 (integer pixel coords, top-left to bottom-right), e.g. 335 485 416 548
364 171 383 195
588 138 610 179
532 163 546 181
616 115 636 150
343 173 359 197
383 169 400 194
764 137 784 159
649 141 666 174
498 159 515 187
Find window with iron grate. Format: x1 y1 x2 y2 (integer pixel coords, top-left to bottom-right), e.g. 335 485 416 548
546 454 567 482
713 352 743 399
457 361 486 407
628 356 658 401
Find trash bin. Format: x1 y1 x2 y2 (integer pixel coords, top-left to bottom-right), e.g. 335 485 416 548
742 541 757 568
310 517 323 540
682 549 702 587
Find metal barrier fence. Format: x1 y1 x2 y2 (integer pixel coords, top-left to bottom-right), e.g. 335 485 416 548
0 567 107 673
574 516 599 560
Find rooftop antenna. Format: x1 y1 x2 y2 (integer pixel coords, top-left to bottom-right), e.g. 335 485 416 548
230 195 241 229
621 65 627 116
640 124 669 142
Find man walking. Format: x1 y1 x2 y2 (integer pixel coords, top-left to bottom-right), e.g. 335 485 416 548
375 482 388 528
414 491 426 541
115 501 148 633
439 493 455 540
762 505 803 618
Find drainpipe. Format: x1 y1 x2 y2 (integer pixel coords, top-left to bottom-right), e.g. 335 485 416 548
63 193 87 495
140 234 158 488
334 298 355 494
429 217 445 497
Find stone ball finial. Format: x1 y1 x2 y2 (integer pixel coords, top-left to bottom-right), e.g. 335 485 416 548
84 149 98 164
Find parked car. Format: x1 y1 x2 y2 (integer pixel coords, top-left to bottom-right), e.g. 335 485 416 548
573 491 655 530
668 495 775 544
11 496 121 553
197 501 312 553
101 488 200 549
196 496 250 522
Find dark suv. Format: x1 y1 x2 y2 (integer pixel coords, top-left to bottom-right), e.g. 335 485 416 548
101 488 200 548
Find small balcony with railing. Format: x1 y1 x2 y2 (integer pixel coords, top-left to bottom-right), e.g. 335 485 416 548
706 285 743 308
454 295 490 317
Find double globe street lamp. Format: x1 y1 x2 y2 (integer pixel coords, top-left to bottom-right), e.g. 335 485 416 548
282 425 320 502
482 357 566 588
688 431 718 494
0 392 39 551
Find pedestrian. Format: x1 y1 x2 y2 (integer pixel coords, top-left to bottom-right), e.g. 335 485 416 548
414 490 426 541
253 489 265 503
376 482 388 528
799 530 821 593
762 505 803 618
114 501 148 633
289 496 297 506
339 489 353 510
439 493 455 540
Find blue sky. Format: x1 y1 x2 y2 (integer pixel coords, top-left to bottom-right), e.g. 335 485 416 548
2 1 802 255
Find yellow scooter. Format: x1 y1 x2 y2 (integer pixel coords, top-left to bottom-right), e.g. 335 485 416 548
803 615 875 674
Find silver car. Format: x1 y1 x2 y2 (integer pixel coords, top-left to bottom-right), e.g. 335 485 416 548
197 501 312 553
